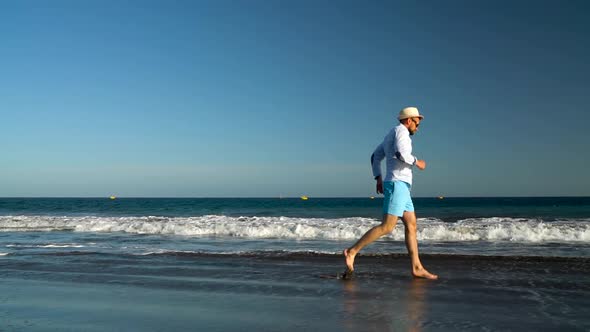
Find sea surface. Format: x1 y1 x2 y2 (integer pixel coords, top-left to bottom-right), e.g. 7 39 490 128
1 197 589 257
1 197 589 331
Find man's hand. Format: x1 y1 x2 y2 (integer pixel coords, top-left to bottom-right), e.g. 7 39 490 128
415 159 426 170
376 176 383 194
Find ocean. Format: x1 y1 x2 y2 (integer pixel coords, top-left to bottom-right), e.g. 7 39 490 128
1 197 589 331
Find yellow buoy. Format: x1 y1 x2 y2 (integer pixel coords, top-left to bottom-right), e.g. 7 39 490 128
110 196 116 200
300 195 308 200
370 196 375 199
437 196 444 200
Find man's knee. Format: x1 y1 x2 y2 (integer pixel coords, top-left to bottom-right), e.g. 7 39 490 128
402 214 416 228
381 215 398 233
380 223 394 233
404 219 417 233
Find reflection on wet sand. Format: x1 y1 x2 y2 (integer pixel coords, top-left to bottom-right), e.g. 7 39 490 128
342 279 359 321
341 277 430 332
406 278 429 332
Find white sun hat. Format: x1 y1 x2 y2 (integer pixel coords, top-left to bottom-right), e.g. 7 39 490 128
398 107 424 120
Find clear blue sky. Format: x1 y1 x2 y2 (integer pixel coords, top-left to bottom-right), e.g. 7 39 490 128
1 0 589 197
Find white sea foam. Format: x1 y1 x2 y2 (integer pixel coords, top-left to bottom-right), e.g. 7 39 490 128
0 215 589 243
5 243 86 248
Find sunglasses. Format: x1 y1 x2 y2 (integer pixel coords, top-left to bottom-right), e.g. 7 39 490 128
411 118 420 127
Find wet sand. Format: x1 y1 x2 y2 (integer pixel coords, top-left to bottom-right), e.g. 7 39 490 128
0 253 589 331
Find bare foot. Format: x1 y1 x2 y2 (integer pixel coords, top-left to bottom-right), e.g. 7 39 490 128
412 267 438 280
343 248 356 272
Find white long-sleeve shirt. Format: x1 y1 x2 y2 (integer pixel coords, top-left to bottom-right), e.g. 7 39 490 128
371 124 417 185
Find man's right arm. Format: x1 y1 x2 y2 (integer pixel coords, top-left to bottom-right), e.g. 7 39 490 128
394 131 418 166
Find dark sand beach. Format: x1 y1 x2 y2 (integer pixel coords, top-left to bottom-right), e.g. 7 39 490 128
1 253 588 331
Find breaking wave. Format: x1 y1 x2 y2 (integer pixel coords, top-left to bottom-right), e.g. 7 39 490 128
0 215 589 243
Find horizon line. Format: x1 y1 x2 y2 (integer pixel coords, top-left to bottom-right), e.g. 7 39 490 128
1 195 589 199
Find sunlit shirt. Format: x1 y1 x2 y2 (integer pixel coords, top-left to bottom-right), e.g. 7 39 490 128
371 123 417 185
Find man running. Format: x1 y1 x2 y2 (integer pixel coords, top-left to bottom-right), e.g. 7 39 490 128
344 107 437 280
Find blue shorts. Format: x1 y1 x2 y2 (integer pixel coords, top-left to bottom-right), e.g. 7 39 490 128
383 181 414 217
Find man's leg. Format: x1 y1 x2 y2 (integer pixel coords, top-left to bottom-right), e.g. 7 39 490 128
344 213 398 271
401 210 438 279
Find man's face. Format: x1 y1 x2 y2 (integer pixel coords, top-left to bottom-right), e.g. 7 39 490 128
408 117 421 135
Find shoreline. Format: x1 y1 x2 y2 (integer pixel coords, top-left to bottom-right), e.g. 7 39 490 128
1 252 588 331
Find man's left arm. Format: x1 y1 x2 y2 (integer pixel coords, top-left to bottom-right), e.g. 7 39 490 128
371 143 385 194
371 143 385 178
